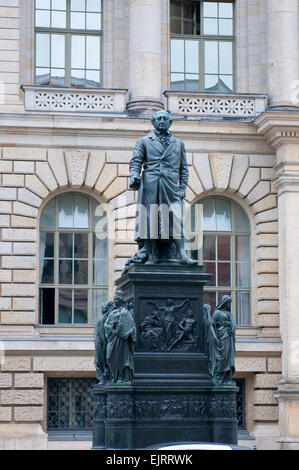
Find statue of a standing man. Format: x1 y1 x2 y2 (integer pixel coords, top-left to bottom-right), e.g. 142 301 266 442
129 110 197 265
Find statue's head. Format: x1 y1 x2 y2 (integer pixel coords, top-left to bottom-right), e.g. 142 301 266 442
217 295 232 311
102 300 114 316
152 110 173 133
113 289 124 307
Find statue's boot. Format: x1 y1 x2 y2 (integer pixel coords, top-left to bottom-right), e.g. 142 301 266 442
174 238 197 265
180 253 198 266
145 240 158 264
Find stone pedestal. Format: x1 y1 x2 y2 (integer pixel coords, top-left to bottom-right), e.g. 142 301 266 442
92 264 238 449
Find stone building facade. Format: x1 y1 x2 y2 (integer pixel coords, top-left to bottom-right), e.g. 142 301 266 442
0 0 298 450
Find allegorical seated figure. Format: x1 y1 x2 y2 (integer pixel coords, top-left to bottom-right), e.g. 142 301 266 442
129 110 197 266
205 295 236 385
104 290 137 384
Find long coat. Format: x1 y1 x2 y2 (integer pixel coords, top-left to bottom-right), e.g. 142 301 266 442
129 131 189 240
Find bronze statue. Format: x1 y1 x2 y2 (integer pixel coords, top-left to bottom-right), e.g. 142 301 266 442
94 300 114 384
104 290 137 384
129 110 197 266
205 295 236 385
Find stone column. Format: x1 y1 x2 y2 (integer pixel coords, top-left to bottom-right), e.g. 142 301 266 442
127 0 163 113
274 141 299 449
267 0 299 108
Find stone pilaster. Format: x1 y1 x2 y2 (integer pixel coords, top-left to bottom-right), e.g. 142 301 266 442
256 111 299 449
267 0 299 108
127 0 163 113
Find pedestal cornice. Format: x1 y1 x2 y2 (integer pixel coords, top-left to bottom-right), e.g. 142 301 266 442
254 110 299 149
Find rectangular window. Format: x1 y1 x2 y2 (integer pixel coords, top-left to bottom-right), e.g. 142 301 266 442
170 1 234 92
47 378 97 431
35 0 102 88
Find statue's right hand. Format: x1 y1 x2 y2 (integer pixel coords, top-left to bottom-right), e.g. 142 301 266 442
129 175 141 190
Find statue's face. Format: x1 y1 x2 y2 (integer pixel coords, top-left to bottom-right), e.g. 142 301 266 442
152 112 172 133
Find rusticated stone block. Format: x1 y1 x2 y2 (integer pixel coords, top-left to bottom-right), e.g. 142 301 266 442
254 405 278 421
235 357 266 372
239 168 260 197
3 148 47 161
18 188 42 208
249 155 276 168
257 314 280 327
25 175 49 199
2 174 24 187
1 357 31 372
14 373 44 388
254 390 277 405
0 390 43 405
106 150 131 163
0 374 12 388
1 312 36 325
257 234 278 247
267 358 282 372
12 298 36 311
252 195 277 215
257 274 279 287
65 150 89 187
254 373 281 389
258 287 279 300
2 229 36 242
1 283 35 297
246 181 270 205
256 247 278 260
48 149 68 187
0 270 12 282
33 356 94 372
11 216 36 228
14 406 44 422
13 202 38 218
95 163 117 193
36 162 58 191
257 300 279 314
0 297 11 310
12 270 36 283
193 153 213 190
229 154 249 192
209 153 233 191
14 161 34 174
256 222 278 234
85 150 105 188
0 407 12 422
103 177 127 200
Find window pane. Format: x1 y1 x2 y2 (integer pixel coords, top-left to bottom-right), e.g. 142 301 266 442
93 289 108 323
205 41 218 74
203 291 216 315
59 194 73 228
39 288 55 325
50 68 65 86
234 204 249 232
218 262 231 286
86 36 100 69
203 235 215 260
71 12 86 29
74 260 88 284
185 74 199 91
74 233 88 258
219 3 233 18
86 70 100 87
71 69 85 87
185 40 198 74
93 234 107 259
218 236 230 261
72 35 85 69
40 199 55 228
51 35 65 68
219 42 232 74
59 260 72 284
184 3 194 19
36 34 50 68
236 236 249 262
59 289 72 323
74 195 89 228
203 18 218 35
52 0 66 10
203 262 216 286
237 292 250 325
93 260 108 285
86 12 101 30
51 11 66 28
219 19 233 36
203 2 218 17
170 0 181 17
171 39 184 73
36 9 51 27
74 290 88 323
170 18 181 34
43 232 54 258
220 75 233 91
236 263 250 287
36 69 50 85
59 233 73 258
183 20 194 35
71 0 86 11
205 74 218 90
36 0 50 9
215 199 231 231
87 0 101 12
171 73 184 91
203 199 216 231
40 259 54 284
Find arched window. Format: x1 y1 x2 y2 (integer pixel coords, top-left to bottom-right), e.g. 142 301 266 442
39 192 108 325
193 197 251 325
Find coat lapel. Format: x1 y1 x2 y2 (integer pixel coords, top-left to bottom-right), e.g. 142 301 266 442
161 134 177 159
148 131 165 154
